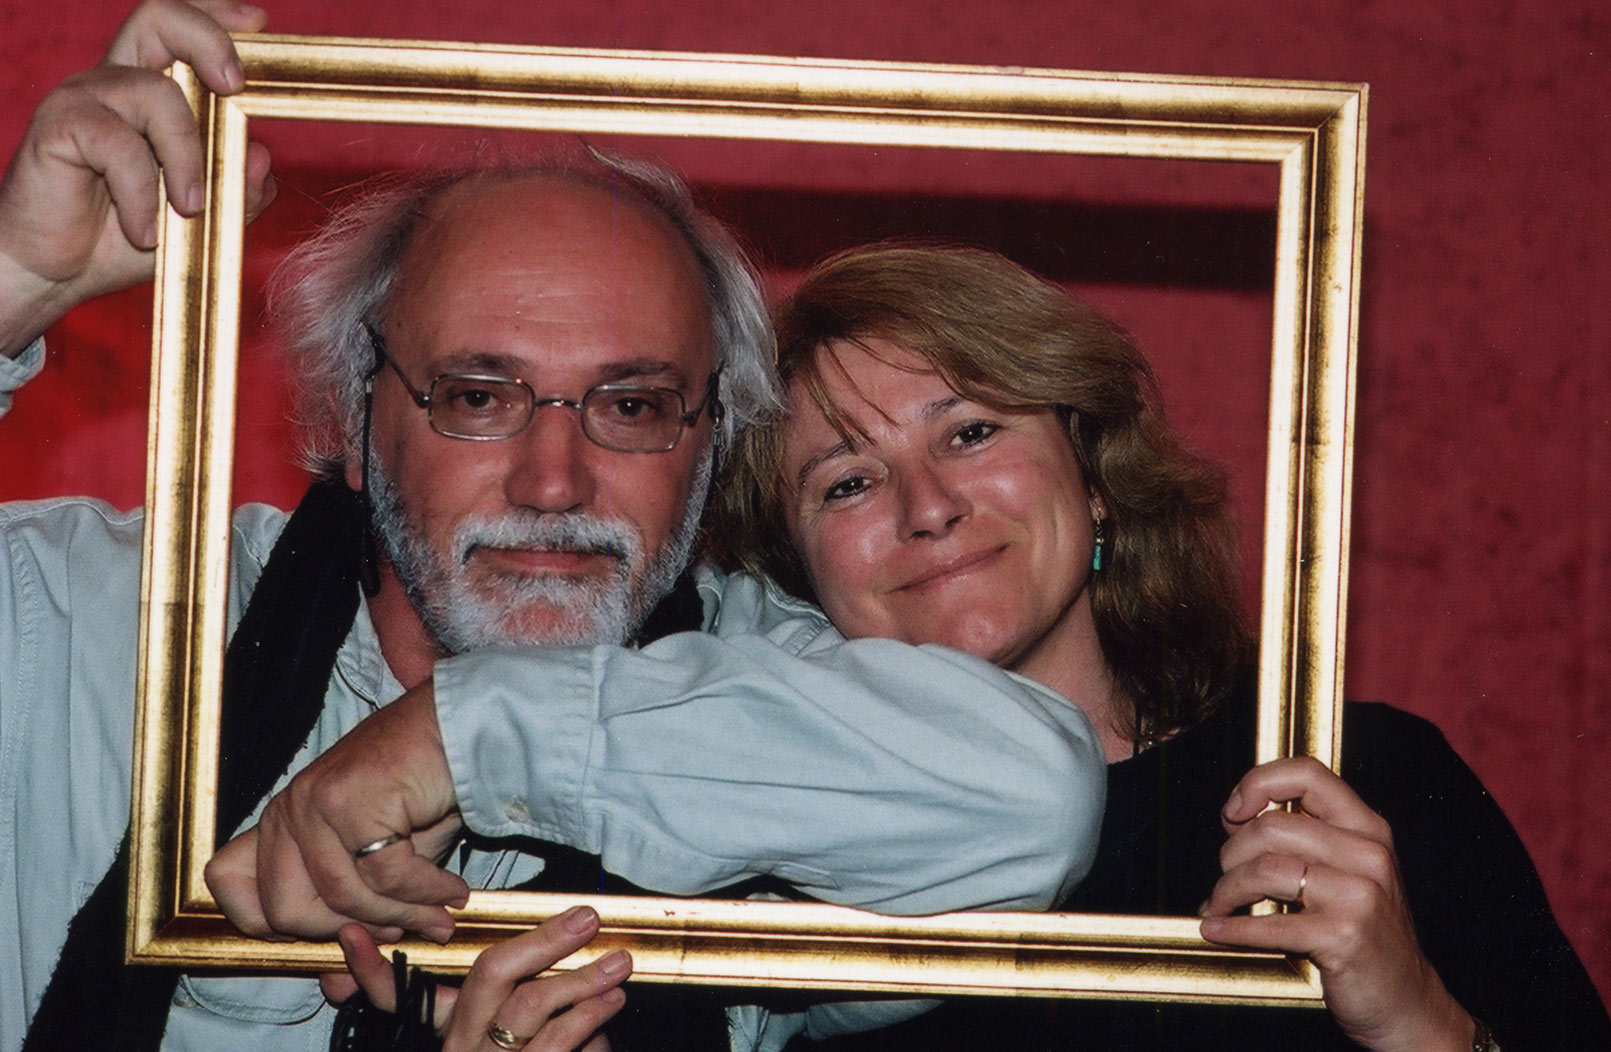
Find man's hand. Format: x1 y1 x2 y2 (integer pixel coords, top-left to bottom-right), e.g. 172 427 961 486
206 680 473 944
0 0 277 356
1199 757 1475 1052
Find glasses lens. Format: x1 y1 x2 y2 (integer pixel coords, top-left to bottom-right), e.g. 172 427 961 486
430 376 534 438
582 387 684 451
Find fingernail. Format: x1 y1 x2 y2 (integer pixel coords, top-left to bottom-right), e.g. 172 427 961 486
599 950 631 978
601 988 626 1007
184 183 204 215
425 922 453 944
1200 917 1224 939
223 60 245 94
564 906 600 935
1196 900 1209 917
1222 789 1242 819
142 220 159 247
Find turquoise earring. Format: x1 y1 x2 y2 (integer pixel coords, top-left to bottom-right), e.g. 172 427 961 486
1091 515 1107 572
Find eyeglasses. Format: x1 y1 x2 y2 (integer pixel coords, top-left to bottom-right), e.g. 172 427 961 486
364 325 722 453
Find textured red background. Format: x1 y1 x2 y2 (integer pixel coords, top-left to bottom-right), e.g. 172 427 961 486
2 0 1606 1007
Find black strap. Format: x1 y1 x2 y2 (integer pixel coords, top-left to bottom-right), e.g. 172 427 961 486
24 479 367 1050
216 479 367 842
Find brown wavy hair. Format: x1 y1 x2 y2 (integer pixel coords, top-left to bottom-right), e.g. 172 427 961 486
715 243 1252 745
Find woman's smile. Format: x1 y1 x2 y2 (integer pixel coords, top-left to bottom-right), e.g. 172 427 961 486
892 544 1008 593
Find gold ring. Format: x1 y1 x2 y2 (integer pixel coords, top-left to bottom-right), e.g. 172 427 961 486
352 832 406 859
487 1022 527 1050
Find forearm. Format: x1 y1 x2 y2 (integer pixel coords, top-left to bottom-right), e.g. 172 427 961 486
434 634 1105 916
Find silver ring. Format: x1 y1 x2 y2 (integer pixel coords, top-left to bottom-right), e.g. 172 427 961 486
487 1022 527 1050
352 832 406 859
1295 864 1310 904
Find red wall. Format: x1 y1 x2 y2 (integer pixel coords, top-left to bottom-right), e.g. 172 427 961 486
2 0 1606 1006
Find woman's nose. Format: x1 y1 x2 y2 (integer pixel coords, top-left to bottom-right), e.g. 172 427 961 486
897 464 969 538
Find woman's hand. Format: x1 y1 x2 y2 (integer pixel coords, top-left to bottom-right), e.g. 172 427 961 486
1199 757 1474 1052
322 906 631 1052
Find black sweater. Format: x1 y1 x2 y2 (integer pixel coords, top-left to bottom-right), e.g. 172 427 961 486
796 697 1610 1051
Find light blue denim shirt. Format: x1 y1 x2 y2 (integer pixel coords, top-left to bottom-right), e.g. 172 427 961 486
1 339 1104 1051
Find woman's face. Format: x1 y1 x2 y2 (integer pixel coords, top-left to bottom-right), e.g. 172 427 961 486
780 338 1104 679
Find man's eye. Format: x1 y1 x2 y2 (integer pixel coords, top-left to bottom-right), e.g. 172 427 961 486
951 421 999 448
823 476 870 501
600 390 673 425
440 382 513 414
455 387 500 411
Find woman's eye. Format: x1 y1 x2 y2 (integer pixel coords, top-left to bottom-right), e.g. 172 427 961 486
951 421 999 447
823 475 870 501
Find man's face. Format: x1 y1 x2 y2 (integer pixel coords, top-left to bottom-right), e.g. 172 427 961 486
353 175 717 651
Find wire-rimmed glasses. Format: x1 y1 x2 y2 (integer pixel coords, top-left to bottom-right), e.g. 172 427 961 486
363 324 721 453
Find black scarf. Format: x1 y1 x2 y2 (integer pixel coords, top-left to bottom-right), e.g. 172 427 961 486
23 478 707 1050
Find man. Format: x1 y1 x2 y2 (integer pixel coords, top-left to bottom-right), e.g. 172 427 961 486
0 3 1103 1049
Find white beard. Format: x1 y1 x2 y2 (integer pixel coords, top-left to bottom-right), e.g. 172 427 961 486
368 450 711 651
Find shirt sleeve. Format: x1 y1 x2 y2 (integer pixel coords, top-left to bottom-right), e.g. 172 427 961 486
0 337 45 419
432 574 1105 918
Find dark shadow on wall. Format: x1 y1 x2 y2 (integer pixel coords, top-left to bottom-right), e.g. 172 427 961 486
259 168 1279 292
699 186 1278 291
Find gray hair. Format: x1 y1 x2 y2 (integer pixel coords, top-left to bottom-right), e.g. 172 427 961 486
271 152 780 475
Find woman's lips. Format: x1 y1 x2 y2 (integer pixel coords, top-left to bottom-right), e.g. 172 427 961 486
895 545 1007 592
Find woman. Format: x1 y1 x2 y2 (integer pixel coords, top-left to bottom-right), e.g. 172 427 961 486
715 243 1608 1052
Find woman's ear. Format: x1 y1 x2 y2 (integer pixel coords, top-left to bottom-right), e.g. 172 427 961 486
1088 488 1108 522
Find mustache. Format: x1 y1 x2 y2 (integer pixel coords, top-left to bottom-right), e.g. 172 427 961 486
452 512 640 566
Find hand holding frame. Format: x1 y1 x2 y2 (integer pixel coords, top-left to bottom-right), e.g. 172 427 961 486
0 0 276 357
1200 757 1477 1052
207 679 472 943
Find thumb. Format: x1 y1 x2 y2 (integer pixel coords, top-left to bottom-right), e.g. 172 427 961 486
335 924 401 1012
319 970 360 1005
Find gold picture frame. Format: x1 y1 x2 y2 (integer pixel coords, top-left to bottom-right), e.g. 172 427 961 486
131 34 1365 1005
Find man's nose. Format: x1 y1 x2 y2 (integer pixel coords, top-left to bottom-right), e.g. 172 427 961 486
503 403 597 513
897 463 969 538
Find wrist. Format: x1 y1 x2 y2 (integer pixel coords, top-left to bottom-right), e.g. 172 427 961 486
0 241 96 360
393 681 456 820
1367 993 1475 1052
0 266 64 360
1422 1003 1480 1052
